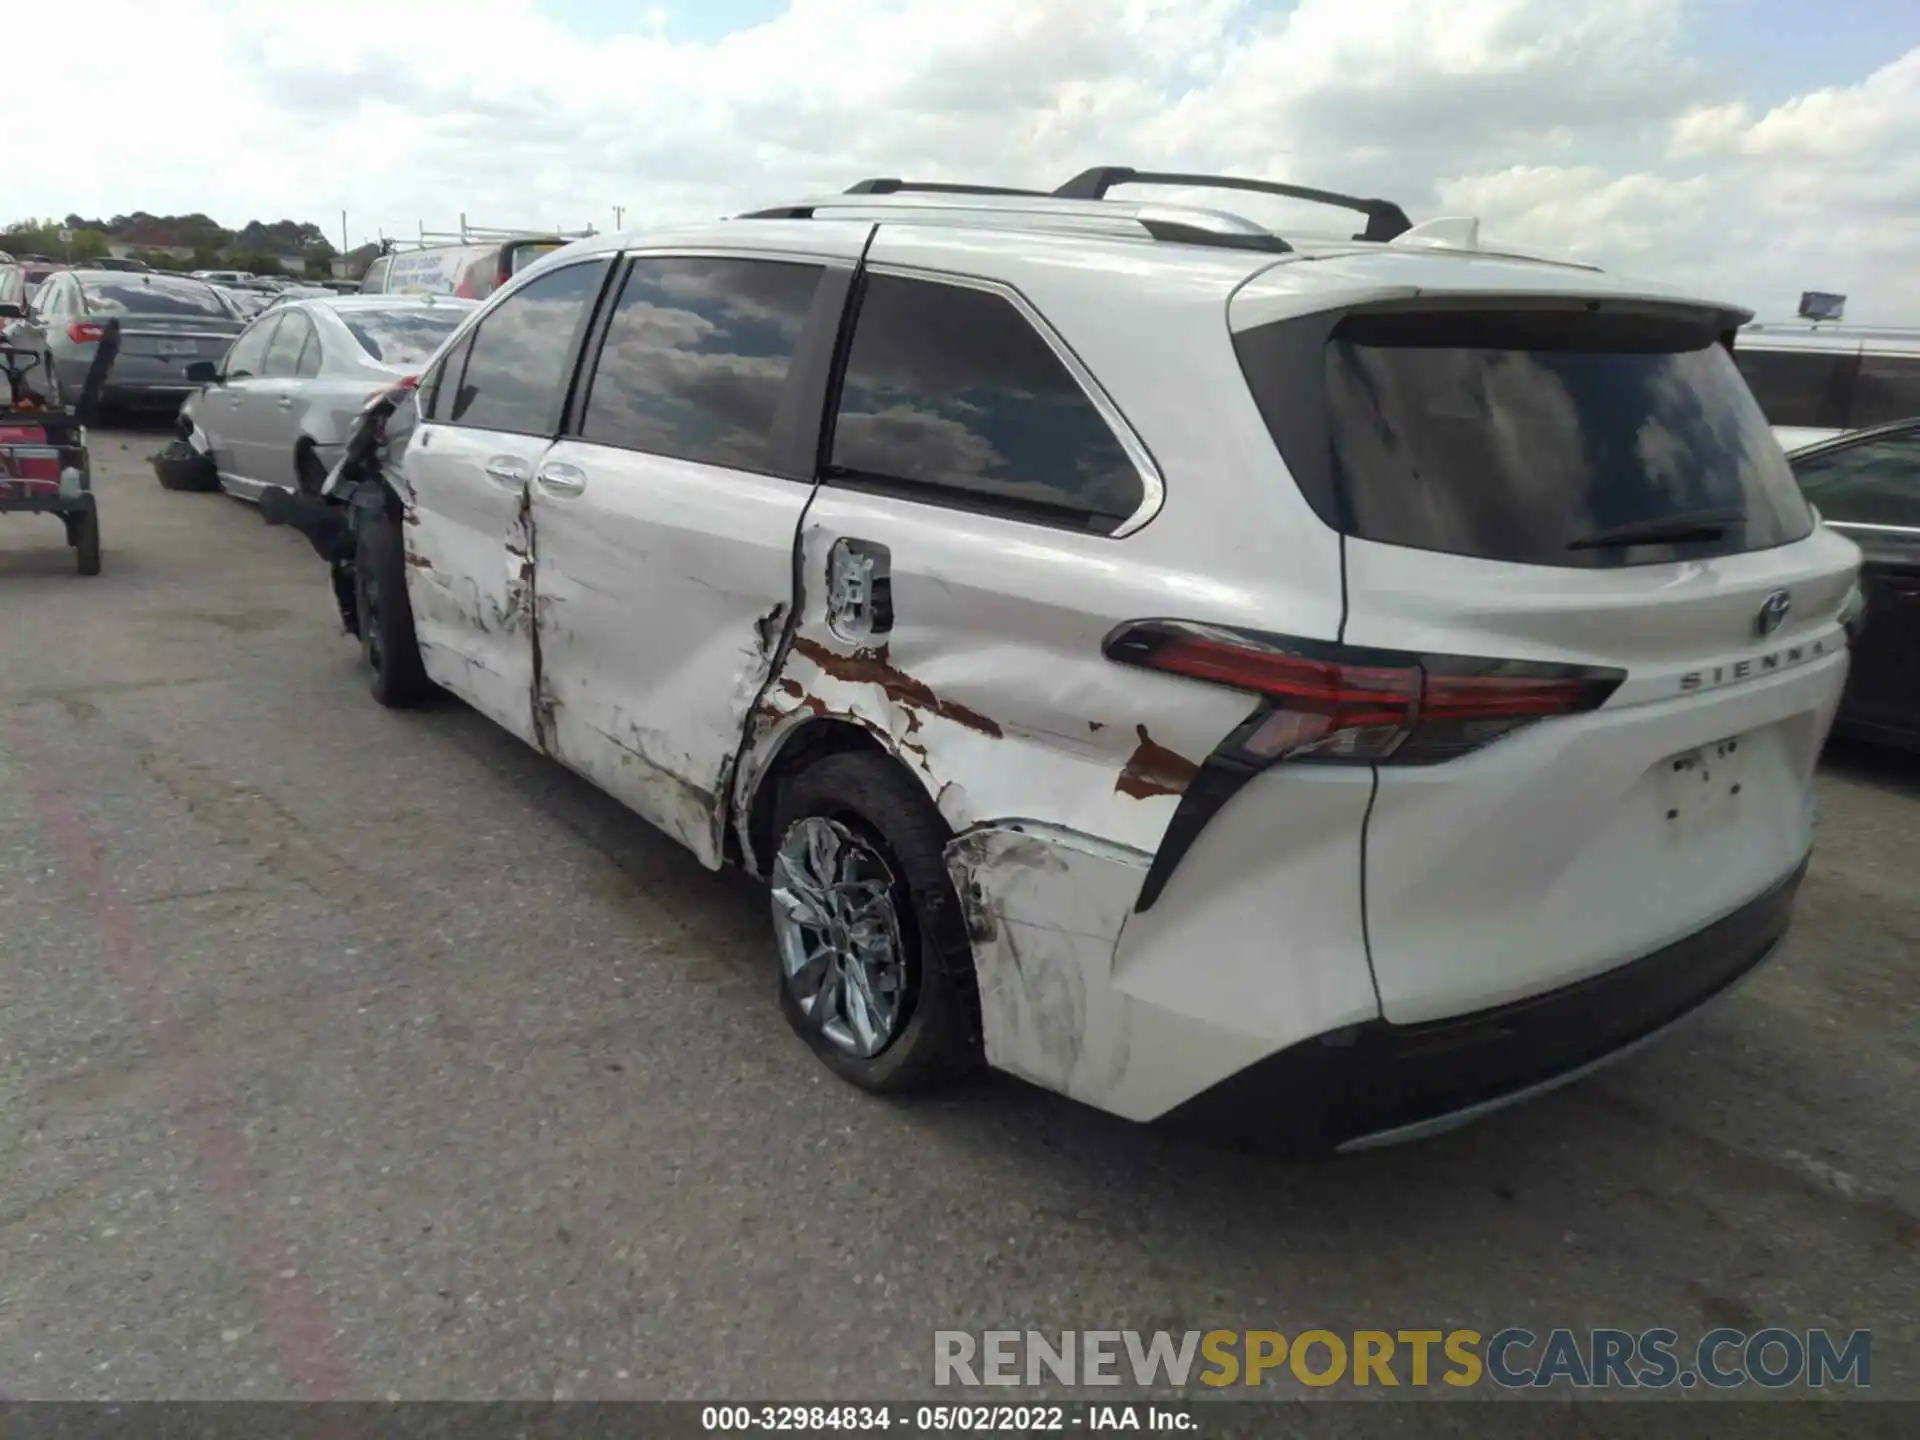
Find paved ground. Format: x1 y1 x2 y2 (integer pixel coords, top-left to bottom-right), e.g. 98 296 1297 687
0 430 1915 1406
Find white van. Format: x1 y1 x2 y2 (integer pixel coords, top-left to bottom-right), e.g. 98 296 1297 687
1733 323 1920 453
359 236 577 302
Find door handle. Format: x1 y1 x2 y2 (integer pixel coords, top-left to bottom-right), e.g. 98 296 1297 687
483 454 530 486
536 463 586 497
277 396 293 410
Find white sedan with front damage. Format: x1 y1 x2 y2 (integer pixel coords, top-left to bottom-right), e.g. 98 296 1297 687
177 295 474 502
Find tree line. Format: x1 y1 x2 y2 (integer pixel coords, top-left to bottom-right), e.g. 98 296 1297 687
3 212 341 278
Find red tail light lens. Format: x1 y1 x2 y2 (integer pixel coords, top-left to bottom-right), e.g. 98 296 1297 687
67 321 107 344
1105 621 1623 765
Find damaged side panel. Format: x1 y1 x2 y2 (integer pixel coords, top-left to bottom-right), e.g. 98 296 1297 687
736 504 1254 873
523 439 819 868
399 424 552 746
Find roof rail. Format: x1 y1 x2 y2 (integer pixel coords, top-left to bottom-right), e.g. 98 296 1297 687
844 178 1049 198
1051 167 1413 242
736 190 1291 254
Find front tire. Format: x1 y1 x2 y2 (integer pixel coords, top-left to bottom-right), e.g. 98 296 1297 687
770 752 980 1093
295 446 327 497
353 509 432 707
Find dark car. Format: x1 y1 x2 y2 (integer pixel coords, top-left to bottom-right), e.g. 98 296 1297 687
1790 417 1920 750
28 269 244 411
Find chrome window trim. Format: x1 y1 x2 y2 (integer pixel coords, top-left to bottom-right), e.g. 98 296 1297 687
1825 519 1920 537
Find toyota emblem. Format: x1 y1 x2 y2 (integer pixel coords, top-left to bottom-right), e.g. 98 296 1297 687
1754 589 1792 637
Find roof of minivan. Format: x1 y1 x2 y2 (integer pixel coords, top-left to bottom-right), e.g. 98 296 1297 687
534 212 1749 328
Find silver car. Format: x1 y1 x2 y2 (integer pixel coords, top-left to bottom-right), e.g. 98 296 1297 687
180 295 476 501
29 269 245 410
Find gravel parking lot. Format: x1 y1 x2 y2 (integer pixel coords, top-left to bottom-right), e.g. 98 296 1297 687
1 430 1915 1406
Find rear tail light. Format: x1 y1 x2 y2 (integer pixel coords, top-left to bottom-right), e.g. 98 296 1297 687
67 321 107 344
1105 621 1623 766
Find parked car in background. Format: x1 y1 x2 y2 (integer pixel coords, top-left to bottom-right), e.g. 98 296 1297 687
191 269 255 286
179 294 475 501
0 264 50 389
359 231 585 301
259 286 340 311
218 284 279 318
88 256 152 272
28 269 245 411
1790 418 1920 751
20 259 64 291
1733 323 1920 454
308 173 1862 1150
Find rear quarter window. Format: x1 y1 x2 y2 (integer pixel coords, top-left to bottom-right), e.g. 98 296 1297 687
826 273 1146 533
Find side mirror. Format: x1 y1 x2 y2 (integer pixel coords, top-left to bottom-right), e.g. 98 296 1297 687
185 360 220 385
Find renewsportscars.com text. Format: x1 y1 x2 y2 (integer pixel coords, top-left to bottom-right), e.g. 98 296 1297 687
934 1328 1871 1391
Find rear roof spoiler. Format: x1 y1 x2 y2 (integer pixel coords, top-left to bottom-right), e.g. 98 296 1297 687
1051 167 1413 242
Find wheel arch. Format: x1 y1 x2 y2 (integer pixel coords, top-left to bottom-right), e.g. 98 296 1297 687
733 712 932 879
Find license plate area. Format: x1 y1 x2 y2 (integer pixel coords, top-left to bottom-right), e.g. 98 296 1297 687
157 339 198 356
1656 734 1750 839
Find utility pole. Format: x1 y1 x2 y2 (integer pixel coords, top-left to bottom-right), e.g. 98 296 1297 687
613 205 625 231
341 210 348 255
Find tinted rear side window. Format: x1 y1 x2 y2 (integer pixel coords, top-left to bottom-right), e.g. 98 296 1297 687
1733 347 1851 429
827 274 1144 532
448 261 608 436
1847 355 1920 429
1240 309 1814 569
578 256 823 473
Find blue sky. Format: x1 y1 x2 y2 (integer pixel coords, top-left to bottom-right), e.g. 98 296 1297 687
1683 0 1920 102
539 0 787 42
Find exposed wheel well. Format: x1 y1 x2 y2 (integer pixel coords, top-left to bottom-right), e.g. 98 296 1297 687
741 718 893 874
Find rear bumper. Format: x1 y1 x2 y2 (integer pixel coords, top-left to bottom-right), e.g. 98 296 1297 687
1160 854 1807 1153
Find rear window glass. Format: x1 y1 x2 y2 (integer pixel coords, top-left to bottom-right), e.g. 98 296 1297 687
510 243 563 274
1732 348 1850 429
344 308 468 368
1240 309 1814 568
82 276 231 319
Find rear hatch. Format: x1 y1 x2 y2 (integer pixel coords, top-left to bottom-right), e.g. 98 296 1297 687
1229 294 1860 1022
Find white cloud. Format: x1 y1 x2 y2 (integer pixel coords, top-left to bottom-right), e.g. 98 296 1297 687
10 0 1918 322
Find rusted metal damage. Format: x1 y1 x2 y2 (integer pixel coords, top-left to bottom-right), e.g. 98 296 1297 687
1114 724 1198 799
404 550 434 571
787 636 1003 740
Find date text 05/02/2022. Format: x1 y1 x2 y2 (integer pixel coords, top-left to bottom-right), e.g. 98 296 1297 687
701 1405 1195 1431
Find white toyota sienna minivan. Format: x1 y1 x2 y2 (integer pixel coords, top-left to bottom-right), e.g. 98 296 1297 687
325 168 1864 1152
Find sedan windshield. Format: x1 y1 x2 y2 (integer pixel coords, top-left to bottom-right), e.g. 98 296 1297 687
343 308 467 368
82 276 234 318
